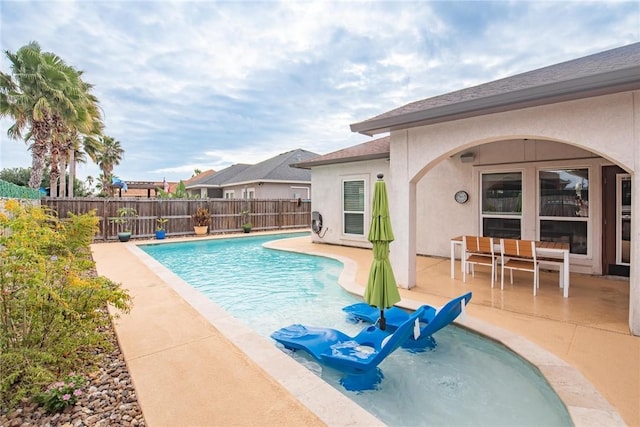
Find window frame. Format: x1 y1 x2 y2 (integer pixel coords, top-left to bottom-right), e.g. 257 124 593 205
537 167 591 256
480 170 523 238
243 187 255 199
342 178 367 237
291 186 310 200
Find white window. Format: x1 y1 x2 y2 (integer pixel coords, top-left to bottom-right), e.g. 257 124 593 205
481 172 522 238
243 188 255 199
291 186 310 200
224 190 235 199
343 179 365 235
538 168 589 255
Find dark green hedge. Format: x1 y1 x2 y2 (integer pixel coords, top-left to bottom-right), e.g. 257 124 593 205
0 179 42 200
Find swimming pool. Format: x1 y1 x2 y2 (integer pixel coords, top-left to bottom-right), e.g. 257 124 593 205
141 233 572 426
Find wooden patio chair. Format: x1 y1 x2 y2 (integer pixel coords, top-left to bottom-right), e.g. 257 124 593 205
463 235 497 287
500 238 540 295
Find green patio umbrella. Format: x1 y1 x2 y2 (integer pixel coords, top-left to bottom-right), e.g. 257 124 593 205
364 173 401 330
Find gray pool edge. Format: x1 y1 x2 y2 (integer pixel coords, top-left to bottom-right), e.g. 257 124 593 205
129 237 625 427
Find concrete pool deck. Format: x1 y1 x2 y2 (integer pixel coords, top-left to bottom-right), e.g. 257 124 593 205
91 232 638 426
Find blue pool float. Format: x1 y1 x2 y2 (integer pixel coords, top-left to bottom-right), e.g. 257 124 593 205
342 292 472 351
271 306 426 390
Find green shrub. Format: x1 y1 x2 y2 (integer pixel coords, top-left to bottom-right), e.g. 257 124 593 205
0 199 131 409
34 373 86 413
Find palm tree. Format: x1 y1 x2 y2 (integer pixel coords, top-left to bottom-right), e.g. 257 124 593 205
61 138 88 197
49 66 102 197
59 102 103 197
1 42 78 191
68 99 103 197
95 135 124 197
1 42 55 190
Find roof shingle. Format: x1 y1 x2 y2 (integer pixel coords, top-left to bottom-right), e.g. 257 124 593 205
351 42 640 135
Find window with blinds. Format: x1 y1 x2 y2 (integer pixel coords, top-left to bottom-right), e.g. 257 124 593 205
343 179 365 235
481 171 523 238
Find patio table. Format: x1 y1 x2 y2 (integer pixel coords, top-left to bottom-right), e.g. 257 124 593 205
450 236 571 297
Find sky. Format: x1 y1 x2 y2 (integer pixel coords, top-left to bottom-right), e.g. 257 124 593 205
1 1 639 184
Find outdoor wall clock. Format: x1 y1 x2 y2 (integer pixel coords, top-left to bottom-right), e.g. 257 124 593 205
454 190 469 204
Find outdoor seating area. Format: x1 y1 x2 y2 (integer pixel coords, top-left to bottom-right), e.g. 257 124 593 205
451 235 570 297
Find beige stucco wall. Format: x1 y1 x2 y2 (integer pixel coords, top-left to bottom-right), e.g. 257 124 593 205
387 90 639 334
415 142 608 275
307 91 638 333
309 160 389 248
223 182 310 199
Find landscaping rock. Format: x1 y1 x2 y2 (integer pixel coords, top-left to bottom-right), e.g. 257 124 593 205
0 319 146 427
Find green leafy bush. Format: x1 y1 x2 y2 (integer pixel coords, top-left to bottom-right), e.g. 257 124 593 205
35 373 86 413
0 200 131 409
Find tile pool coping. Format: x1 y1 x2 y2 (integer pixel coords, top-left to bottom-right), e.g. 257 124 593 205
128 235 625 426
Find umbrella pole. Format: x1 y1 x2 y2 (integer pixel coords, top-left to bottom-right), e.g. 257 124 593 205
379 309 386 330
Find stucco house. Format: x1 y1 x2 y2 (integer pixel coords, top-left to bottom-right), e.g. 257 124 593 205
296 42 640 335
186 148 317 199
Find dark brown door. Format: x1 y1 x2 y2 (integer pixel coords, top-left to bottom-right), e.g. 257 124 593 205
602 166 630 276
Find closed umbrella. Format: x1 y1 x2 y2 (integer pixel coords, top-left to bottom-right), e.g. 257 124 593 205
364 173 401 330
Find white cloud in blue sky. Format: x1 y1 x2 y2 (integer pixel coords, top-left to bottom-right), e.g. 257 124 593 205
1 0 638 183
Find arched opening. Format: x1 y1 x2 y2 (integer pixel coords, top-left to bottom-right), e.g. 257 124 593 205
397 135 632 329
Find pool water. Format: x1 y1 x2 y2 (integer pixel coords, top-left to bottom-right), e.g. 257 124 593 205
141 233 572 427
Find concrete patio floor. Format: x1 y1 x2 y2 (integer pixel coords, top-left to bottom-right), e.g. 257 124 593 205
92 232 639 426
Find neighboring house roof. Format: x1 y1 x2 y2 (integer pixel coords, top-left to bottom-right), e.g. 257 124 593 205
184 149 320 189
351 42 640 136
186 164 251 188
292 136 390 169
183 169 216 187
223 149 318 186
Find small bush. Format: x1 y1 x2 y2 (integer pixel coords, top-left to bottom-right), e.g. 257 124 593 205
35 373 86 413
192 207 210 226
0 200 131 409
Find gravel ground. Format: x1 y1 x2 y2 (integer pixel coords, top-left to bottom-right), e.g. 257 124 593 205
0 317 146 427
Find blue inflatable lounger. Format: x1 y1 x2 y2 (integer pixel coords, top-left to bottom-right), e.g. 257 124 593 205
271 306 426 390
342 292 472 351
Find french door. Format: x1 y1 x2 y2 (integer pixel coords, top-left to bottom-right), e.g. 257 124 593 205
616 174 631 266
603 166 630 276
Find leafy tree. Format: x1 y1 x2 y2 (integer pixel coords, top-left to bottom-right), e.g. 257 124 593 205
72 176 93 197
0 166 50 190
0 167 32 187
157 180 199 199
0 167 91 196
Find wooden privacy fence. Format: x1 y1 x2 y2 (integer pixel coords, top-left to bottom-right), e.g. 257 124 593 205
42 198 311 241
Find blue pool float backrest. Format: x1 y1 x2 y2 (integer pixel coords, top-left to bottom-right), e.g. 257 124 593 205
421 291 472 337
320 306 426 374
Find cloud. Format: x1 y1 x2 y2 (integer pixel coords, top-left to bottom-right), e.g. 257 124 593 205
1 0 638 183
